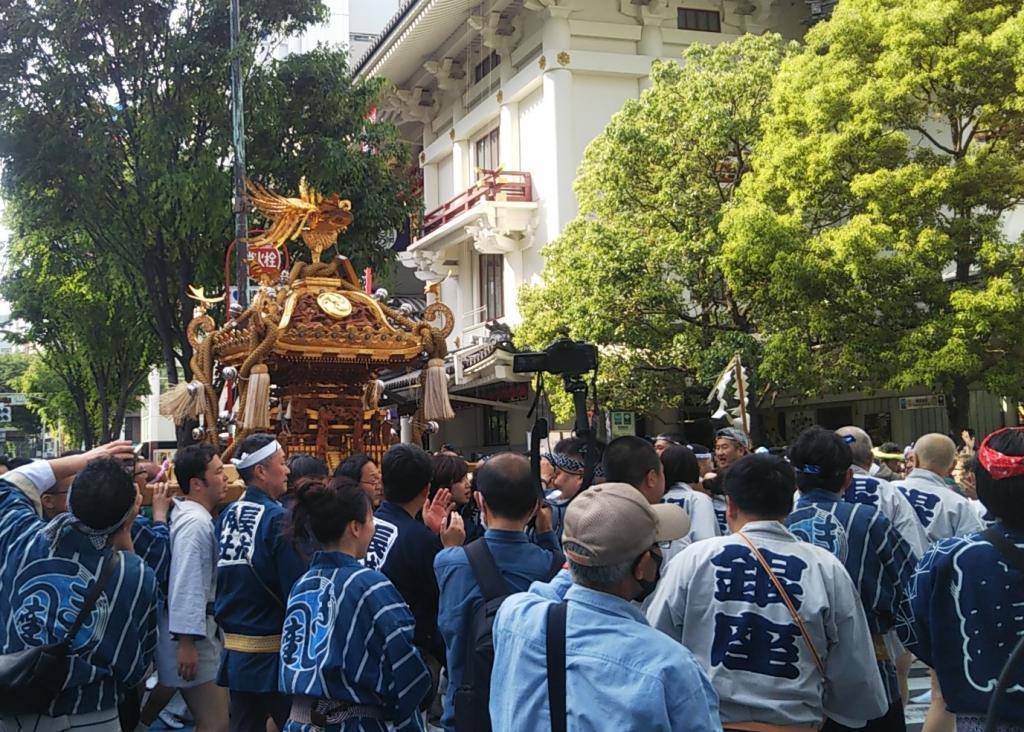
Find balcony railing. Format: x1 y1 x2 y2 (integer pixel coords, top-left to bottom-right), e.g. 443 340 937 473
421 169 533 236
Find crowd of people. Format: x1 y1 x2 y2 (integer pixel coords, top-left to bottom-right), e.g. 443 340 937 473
0 421 1021 732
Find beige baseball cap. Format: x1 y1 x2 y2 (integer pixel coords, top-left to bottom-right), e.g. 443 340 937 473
562 482 690 567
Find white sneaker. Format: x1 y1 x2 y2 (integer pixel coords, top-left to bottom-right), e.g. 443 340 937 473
910 690 932 705
158 710 186 729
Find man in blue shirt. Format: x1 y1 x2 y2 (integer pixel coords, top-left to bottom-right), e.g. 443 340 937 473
366 444 462 683
215 433 306 732
434 453 562 731
490 482 717 731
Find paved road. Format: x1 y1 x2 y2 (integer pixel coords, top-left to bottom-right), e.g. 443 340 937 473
148 661 938 731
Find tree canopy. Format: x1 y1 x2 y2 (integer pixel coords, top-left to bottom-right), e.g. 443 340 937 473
517 34 792 420
0 0 415 391
721 0 1024 429
1 218 157 447
0 0 417 446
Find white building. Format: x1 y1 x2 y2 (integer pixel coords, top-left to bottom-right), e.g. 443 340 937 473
355 0 809 455
271 0 403 64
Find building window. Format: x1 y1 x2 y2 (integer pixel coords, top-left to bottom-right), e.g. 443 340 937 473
474 127 500 172
678 8 721 32
474 50 501 83
479 253 504 320
483 406 509 446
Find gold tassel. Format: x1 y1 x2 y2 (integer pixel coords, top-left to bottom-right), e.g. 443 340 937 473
362 379 384 411
422 358 454 421
242 364 271 430
159 381 205 425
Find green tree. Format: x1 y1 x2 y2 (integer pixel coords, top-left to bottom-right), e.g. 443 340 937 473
517 34 792 422
18 356 87 449
0 352 41 434
0 1 415 398
721 0 1024 430
247 49 418 266
1 223 157 447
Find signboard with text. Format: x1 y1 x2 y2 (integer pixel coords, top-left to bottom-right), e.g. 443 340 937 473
899 395 945 410
609 411 636 438
248 246 282 281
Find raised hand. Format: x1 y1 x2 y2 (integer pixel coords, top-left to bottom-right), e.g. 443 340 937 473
440 510 466 548
150 482 172 523
83 440 136 463
534 500 554 534
423 488 454 534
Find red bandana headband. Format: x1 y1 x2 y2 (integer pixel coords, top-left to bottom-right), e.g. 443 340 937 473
977 428 1024 480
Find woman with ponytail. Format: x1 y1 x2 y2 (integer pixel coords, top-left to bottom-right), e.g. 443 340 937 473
279 476 431 730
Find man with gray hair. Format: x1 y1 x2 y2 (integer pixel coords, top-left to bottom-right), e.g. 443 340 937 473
214 433 305 732
836 426 929 708
894 432 984 543
489 483 718 731
836 426 928 558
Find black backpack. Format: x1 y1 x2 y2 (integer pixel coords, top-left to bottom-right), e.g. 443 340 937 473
454 539 563 732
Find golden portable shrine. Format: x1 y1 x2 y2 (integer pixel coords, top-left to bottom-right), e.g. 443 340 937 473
161 177 455 471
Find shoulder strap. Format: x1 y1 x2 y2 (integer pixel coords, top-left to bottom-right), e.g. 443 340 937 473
546 550 565 580
247 564 285 608
983 527 1024 574
63 552 120 648
736 532 826 677
545 602 567 732
464 539 514 601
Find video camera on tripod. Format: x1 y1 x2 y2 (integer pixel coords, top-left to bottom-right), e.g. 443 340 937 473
513 336 599 500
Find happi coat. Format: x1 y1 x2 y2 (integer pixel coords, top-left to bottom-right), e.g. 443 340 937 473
0 462 157 715
893 469 985 543
215 485 307 692
847 465 929 558
279 551 431 732
647 521 888 728
787 490 917 707
898 523 1024 724
663 483 721 545
163 496 221 687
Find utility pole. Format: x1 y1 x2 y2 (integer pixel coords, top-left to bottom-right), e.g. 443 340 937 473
230 0 248 307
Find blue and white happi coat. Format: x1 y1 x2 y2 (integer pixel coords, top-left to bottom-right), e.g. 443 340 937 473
846 465 929 558
215 485 307 693
787 490 918 706
279 551 431 732
0 462 157 716
662 483 721 567
663 483 721 544
893 469 985 544
131 514 170 599
711 493 730 536
647 521 888 728
897 524 1024 724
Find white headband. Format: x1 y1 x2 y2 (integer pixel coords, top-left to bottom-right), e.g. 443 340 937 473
231 439 282 469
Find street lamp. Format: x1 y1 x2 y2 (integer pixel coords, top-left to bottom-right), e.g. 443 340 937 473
230 0 248 308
